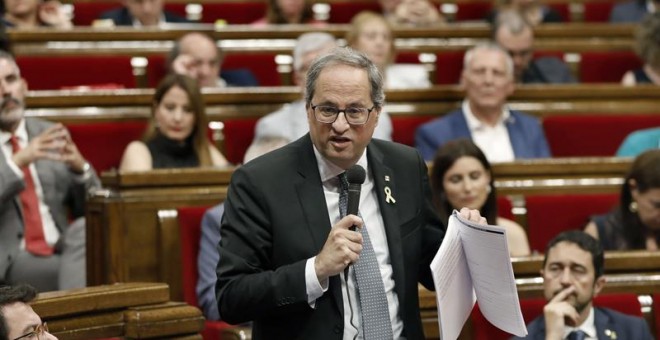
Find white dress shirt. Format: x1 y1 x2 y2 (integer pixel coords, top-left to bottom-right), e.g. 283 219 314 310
563 307 597 340
304 148 404 340
0 119 60 248
462 100 515 163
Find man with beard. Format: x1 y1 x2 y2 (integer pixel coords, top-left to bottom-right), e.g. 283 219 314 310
511 231 653 340
0 51 100 291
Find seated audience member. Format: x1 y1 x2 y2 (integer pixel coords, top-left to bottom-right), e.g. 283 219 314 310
585 149 660 250
197 138 287 321
511 231 653 340
621 12 660 85
379 0 444 26
98 0 188 27
0 284 57 340
119 74 229 171
415 43 551 162
610 0 658 23
493 10 575 84
2 0 72 28
248 33 393 153
252 0 320 25
431 139 530 256
168 32 258 88
346 11 432 89
616 127 660 157
486 0 563 26
0 51 99 292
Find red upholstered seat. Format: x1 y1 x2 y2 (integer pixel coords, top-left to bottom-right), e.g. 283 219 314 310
66 121 146 174
583 1 616 22
197 3 267 24
543 114 660 157
497 196 514 221
525 193 618 253
327 2 382 23
579 51 643 83
454 2 492 21
435 51 465 84
16 56 135 90
390 115 435 147
222 118 259 165
471 294 642 340
177 206 233 340
71 2 120 26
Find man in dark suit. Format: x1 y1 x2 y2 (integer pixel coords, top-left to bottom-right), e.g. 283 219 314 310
0 51 100 292
512 231 653 340
98 0 188 27
216 47 485 339
415 43 551 162
610 0 658 23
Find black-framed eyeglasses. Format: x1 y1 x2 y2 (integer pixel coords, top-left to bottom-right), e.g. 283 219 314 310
13 322 48 340
311 105 376 125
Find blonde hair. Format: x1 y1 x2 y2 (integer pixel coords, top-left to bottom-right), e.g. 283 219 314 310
345 11 396 67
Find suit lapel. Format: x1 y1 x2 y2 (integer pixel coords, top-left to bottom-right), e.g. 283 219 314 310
367 143 406 308
594 308 617 340
292 136 344 312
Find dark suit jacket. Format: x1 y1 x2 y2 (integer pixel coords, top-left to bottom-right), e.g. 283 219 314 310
609 0 649 23
511 307 654 340
523 57 576 84
98 7 189 26
414 108 551 161
216 135 445 340
0 118 100 282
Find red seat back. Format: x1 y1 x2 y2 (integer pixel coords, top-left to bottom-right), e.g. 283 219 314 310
71 2 120 26
497 196 514 221
66 121 147 174
198 3 267 24
454 2 492 21
543 114 660 157
16 56 135 90
222 118 259 165
390 115 435 146
327 2 382 23
548 3 571 21
580 51 643 83
435 51 465 84
583 1 616 22
525 193 618 253
471 294 641 340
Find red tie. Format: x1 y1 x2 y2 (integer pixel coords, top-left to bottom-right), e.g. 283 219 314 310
10 135 53 256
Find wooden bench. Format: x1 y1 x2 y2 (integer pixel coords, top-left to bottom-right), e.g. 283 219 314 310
31 282 204 339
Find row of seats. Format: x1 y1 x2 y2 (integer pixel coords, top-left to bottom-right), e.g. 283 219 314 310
63 0 626 25
15 50 643 90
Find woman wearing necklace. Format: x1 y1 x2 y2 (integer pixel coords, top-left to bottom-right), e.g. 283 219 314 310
585 150 660 250
120 74 229 171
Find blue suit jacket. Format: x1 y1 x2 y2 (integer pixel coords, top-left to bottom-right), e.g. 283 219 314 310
197 203 224 321
99 7 189 26
510 307 653 340
414 108 551 161
609 0 649 23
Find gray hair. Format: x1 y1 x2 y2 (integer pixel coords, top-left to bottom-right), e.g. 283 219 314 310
304 47 385 109
635 11 660 68
463 42 514 78
492 8 533 38
0 50 20 76
293 32 337 72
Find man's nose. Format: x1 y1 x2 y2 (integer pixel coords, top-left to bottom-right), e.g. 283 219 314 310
560 267 573 283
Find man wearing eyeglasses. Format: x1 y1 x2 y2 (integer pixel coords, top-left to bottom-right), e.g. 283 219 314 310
216 47 486 339
511 231 653 340
493 10 575 84
0 284 56 340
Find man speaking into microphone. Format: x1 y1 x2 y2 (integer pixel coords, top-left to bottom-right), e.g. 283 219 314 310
216 48 486 340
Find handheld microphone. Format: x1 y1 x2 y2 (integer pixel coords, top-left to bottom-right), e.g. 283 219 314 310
344 164 366 277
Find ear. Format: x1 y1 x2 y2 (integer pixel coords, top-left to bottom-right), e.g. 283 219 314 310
592 275 606 296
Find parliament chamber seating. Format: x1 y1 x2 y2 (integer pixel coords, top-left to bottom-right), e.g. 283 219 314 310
451 2 569 21
469 293 643 340
543 114 660 157
16 56 137 90
69 1 118 26
583 1 617 22
326 1 383 23
524 193 619 253
221 118 260 165
579 51 643 83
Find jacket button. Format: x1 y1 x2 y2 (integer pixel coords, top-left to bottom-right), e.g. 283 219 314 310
333 325 342 334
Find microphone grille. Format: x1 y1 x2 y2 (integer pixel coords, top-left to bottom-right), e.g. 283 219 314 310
346 164 366 185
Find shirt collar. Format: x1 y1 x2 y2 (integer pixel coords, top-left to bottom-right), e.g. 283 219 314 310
0 118 27 145
564 307 596 339
313 143 369 185
461 99 511 131
132 14 167 27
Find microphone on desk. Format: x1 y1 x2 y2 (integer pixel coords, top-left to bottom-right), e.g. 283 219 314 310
344 164 366 277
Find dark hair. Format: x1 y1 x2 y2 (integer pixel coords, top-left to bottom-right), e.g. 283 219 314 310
543 230 604 279
430 139 498 225
143 73 213 166
618 149 660 248
266 0 314 24
0 284 38 340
